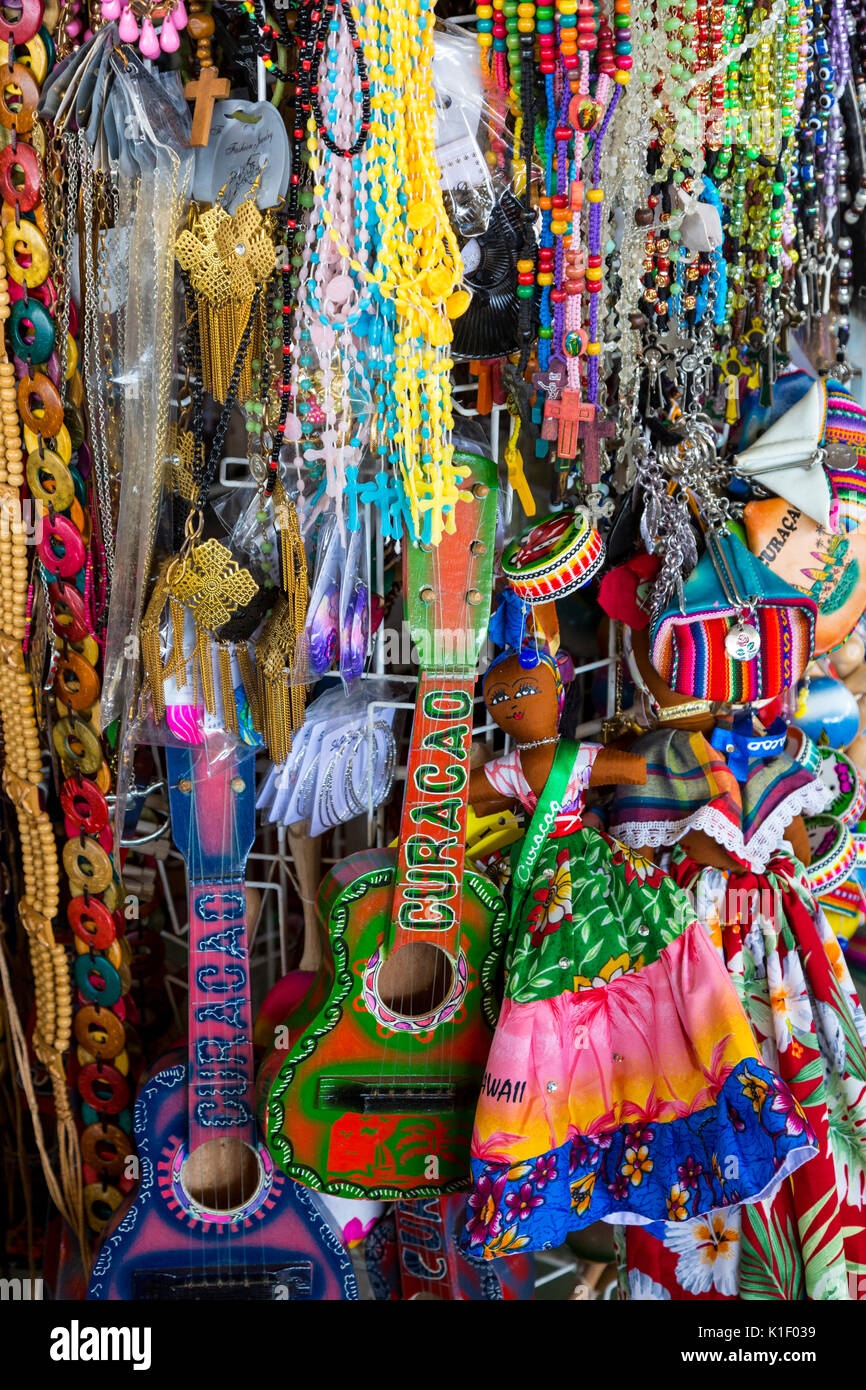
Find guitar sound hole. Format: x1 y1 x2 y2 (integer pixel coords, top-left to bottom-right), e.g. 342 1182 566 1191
182 1137 262 1213
376 943 455 1019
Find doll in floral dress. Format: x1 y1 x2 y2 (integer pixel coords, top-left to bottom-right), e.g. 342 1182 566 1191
597 569 866 1301
459 644 818 1260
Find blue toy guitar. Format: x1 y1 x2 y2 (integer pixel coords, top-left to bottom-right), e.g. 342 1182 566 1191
87 739 357 1300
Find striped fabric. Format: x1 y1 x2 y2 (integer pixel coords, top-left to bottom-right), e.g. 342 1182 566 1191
653 605 813 704
609 727 829 873
825 386 866 451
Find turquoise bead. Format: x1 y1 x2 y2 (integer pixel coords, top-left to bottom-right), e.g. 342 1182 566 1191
8 297 55 365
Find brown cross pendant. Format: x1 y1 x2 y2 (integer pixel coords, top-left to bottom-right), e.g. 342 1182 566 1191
185 65 230 148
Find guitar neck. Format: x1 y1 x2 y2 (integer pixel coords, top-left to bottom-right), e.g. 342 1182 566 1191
187 875 257 1152
166 743 259 1155
390 672 474 957
394 1199 456 1298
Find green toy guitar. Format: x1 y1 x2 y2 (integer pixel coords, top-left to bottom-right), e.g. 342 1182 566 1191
257 453 506 1199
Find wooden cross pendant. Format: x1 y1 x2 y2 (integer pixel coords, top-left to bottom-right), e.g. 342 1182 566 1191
185 65 230 148
574 403 616 485
556 390 589 461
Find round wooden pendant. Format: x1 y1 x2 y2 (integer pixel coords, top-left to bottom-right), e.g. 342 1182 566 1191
18 370 63 434
54 647 100 708
10 272 57 313
68 893 116 949
38 511 85 580
48 581 90 642
74 1009 126 1062
64 331 78 379
94 759 112 793
1 201 47 238
63 836 114 894
79 1046 129 1079
53 715 102 774
15 31 49 83
61 776 109 833
80 1121 134 1176
23 419 71 462
3 207 49 279
102 875 122 912
74 952 122 1008
78 1062 130 1115
0 140 40 210
84 1181 123 1233
0 0 44 45
0 62 40 132
26 447 74 509
9 296 55 363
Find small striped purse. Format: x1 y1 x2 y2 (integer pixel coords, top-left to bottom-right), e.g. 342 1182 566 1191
649 527 817 704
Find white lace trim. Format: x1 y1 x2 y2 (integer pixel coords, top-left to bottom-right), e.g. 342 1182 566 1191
613 777 830 873
612 805 748 861
742 777 831 873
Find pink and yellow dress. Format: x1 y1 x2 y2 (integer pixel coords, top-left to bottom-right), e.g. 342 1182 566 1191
460 739 818 1260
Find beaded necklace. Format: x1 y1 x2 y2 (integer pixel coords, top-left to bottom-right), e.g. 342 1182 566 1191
0 15 89 1265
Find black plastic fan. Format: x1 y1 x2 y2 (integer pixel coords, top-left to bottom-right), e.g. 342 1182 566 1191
451 189 523 361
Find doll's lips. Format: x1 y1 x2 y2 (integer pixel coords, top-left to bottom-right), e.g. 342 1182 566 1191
511 709 524 720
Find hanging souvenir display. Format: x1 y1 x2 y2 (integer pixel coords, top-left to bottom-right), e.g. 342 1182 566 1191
4 0 866 1321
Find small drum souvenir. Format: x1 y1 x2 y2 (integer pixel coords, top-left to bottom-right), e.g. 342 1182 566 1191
817 879 866 940
817 746 866 825
805 813 856 896
501 510 605 603
786 725 822 779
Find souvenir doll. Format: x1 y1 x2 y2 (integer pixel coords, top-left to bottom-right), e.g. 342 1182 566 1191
459 633 818 1261
602 568 866 1301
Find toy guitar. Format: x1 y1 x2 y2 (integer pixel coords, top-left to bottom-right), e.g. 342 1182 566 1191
258 453 507 1198
88 740 357 1299
366 1198 535 1300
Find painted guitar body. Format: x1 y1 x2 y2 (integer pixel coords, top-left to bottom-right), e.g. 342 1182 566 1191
258 847 506 1199
87 1062 358 1300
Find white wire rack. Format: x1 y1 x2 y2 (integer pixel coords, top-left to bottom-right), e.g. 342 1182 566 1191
166 387 618 999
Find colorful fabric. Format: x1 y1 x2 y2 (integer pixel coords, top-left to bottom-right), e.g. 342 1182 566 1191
460 742 818 1261
825 384 866 451
481 742 600 817
623 850 866 1301
609 728 826 874
653 607 813 706
609 728 743 860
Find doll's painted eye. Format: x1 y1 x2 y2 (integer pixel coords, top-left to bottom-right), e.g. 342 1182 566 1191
513 680 540 700
487 686 510 706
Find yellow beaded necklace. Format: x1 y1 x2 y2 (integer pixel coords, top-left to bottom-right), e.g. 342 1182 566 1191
309 0 470 543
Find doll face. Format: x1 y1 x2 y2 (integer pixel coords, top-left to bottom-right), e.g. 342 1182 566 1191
483 654 560 743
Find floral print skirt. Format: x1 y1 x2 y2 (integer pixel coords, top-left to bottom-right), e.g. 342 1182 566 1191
622 852 866 1300
460 829 819 1261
